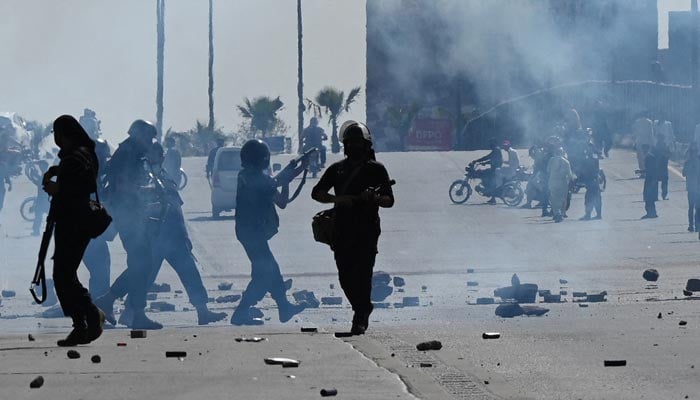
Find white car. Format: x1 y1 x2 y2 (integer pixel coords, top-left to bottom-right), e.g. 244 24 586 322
209 146 242 218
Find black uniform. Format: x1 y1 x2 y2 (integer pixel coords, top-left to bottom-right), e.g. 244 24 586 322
581 155 602 219
313 158 394 318
656 142 670 200
101 137 152 313
51 147 100 322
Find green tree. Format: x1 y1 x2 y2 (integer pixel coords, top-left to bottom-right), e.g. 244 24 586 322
307 86 361 153
237 96 285 138
207 0 215 131
385 102 421 150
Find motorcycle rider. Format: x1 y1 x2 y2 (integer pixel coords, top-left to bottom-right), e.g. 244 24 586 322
497 140 520 186
302 117 328 167
470 138 503 205
547 147 574 223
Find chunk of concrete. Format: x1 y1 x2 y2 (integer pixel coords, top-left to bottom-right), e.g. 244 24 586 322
321 297 343 306
511 273 520 286
604 360 626 367
476 297 495 305
372 271 391 287
165 351 186 358
292 290 320 308
215 294 241 303
67 350 80 359
559 279 568 285
643 269 659 282
586 293 607 303
372 302 390 309
29 376 44 389
217 282 233 291
494 283 538 304
91 355 101 364
482 332 501 339
416 340 442 351
264 357 300 365
150 301 176 312
28 334 35 342
543 294 562 303
1 290 16 298
320 388 338 397
371 285 393 302
467 281 479 287
148 283 171 293
130 330 147 339
573 292 587 297
538 289 551 297
495 303 524 318
146 293 157 301
393 276 405 287
521 305 550 316
686 279 700 292
402 297 420 307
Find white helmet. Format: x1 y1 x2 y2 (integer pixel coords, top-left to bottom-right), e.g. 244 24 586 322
339 120 371 143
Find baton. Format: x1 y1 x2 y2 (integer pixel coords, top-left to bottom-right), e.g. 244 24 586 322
30 217 54 304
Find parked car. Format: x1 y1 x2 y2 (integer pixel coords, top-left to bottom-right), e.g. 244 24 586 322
209 146 241 218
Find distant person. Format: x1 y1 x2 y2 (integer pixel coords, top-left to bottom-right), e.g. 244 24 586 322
312 121 395 335
496 140 520 187
0 146 13 225
547 147 573 223
632 116 654 177
591 101 612 158
683 142 700 232
470 138 503 204
655 139 671 200
206 138 225 179
641 144 659 219
95 120 162 330
28 160 50 236
119 143 227 326
302 117 328 167
42 115 104 346
163 136 182 187
579 152 602 220
230 139 306 325
78 108 101 139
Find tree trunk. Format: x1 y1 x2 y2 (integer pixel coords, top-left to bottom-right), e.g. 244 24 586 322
331 118 340 153
156 0 165 141
207 0 215 132
296 0 304 154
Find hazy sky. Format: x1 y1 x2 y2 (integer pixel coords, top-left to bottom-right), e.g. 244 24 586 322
0 1 691 145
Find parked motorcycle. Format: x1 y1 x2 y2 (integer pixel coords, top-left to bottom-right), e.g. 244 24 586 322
449 162 524 206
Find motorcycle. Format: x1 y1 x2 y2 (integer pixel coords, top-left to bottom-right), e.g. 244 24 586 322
449 162 524 207
177 168 188 191
571 168 606 194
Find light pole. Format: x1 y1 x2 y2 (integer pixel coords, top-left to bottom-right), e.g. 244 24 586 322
208 0 215 132
156 0 165 141
297 0 304 153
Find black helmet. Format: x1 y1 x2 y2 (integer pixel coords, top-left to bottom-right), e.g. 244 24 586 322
339 120 371 143
240 139 270 170
127 119 157 140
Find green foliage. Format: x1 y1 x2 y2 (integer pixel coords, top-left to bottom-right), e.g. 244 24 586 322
237 96 285 138
306 86 361 153
164 120 230 157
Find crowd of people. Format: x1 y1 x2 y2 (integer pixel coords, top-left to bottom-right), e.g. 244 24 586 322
13 112 394 347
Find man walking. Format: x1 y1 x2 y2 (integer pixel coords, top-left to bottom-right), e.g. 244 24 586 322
312 121 394 335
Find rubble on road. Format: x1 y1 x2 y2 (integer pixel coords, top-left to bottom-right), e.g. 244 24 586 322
320 388 338 397
543 294 562 303
235 337 266 342
416 340 442 351
482 332 501 339
67 350 80 359
686 279 700 292
604 360 626 367
494 283 538 304
130 330 147 339
215 294 241 303
217 282 233 291
679 320 688 326
476 297 495 305
321 297 343 305
643 269 659 282
29 376 44 389
146 293 158 301
91 355 101 363
165 351 186 358
2 290 16 298
467 281 479 287
148 283 171 293
495 303 524 318
150 301 176 312
28 334 35 341
586 293 607 303
264 357 300 367
402 297 419 307
301 327 318 333
371 271 393 302
292 290 320 308
393 276 405 287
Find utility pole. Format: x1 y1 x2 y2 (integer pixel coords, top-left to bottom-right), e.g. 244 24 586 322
208 0 215 132
156 0 165 141
693 0 699 130
297 0 304 153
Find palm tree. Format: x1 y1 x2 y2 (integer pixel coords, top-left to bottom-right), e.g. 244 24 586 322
156 0 165 141
237 96 285 138
207 0 215 131
296 0 304 153
308 87 361 153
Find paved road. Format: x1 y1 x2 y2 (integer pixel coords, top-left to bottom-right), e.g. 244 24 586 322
1 148 699 399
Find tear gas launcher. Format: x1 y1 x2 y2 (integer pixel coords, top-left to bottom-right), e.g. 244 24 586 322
272 147 318 202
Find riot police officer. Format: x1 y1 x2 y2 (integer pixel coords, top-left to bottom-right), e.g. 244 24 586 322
311 121 395 335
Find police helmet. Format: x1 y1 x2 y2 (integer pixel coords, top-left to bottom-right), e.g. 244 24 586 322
127 119 157 140
339 120 371 143
240 139 270 170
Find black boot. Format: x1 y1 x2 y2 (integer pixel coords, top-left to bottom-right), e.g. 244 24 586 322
85 304 105 343
57 314 89 347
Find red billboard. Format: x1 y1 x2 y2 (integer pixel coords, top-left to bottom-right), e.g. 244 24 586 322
406 118 454 151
